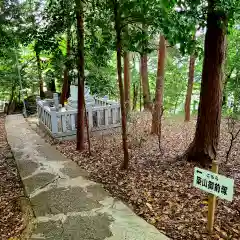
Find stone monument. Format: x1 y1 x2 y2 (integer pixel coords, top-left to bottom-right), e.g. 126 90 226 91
67 85 95 109
67 69 95 109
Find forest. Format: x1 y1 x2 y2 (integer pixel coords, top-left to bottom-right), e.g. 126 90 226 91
0 0 240 239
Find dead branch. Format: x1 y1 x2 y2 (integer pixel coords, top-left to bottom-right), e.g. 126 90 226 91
84 100 92 156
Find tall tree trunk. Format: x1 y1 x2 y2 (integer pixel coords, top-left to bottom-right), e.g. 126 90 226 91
60 26 71 106
132 56 138 111
75 0 85 151
222 86 227 107
140 24 151 111
184 55 196 121
66 79 71 99
124 52 131 115
113 0 129 169
140 54 151 111
132 82 138 111
36 51 44 98
184 0 227 166
151 35 166 134
49 79 56 92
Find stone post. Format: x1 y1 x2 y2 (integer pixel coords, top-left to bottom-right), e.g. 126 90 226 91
104 107 109 126
53 93 59 111
36 96 41 103
88 106 93 130
36 96 41 118
50 107 58 135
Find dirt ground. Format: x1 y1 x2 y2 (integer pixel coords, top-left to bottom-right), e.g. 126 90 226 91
49 112 239 239
0 114 25 239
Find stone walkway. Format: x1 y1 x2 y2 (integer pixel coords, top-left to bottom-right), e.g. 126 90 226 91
6 115 168 240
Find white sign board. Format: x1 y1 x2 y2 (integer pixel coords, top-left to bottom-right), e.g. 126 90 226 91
193 167 234 201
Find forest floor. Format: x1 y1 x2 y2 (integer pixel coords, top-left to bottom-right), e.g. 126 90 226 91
47 112 239 240
0 114 25 239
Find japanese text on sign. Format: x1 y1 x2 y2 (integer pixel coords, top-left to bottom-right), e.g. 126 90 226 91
193 167 234 201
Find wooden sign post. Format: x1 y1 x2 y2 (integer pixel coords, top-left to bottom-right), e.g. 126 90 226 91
207 161 218 233
193 162 234 234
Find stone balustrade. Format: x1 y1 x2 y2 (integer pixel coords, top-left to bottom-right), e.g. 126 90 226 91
36 94 121 138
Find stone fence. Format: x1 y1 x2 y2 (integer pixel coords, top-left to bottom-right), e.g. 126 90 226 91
36 94 121 138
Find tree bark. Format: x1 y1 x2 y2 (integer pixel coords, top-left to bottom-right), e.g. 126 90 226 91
60 26 71 106
140 54 151 111
184 55 196 121
184 0 227 166
75 0 85 151
132 82 138 111
36 51 44 98
113 0 129 169
140 24 151 111
124 52 131 115
151 35 166 134
66 79 71 99
132 57 138 111
48 79 56 92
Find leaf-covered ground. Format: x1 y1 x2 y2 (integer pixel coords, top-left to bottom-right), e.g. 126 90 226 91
0 114 25 239
52 112 239 240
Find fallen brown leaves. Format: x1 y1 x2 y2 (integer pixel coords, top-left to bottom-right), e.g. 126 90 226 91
0 114 24 239
54 112 240 240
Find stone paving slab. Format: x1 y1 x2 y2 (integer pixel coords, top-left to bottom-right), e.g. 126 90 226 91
6 115 169 240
